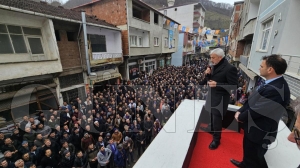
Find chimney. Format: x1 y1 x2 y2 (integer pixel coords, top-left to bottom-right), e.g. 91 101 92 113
167 0 175 7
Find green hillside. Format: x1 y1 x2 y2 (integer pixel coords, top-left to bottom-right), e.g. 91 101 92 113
204 11 231 29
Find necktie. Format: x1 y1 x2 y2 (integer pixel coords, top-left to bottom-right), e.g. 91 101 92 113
257 81 265 91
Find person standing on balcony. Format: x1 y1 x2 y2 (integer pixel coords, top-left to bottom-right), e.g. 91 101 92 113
231 55 290 168
200 48 238 150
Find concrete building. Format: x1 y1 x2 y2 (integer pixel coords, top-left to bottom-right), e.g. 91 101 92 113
228 1 244 66
74 0 179 80
0 0 123 123
239 0 300 99
159 2 206 65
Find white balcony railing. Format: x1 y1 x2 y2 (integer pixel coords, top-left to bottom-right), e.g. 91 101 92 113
92 53 122 60
281 55 300 75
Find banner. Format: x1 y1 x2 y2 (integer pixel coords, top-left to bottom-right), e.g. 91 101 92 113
182 26 186 32
174 24 178 29
169 30 173 49
215 30 220 34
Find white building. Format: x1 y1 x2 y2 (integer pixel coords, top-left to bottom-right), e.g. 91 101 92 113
241 0 300 99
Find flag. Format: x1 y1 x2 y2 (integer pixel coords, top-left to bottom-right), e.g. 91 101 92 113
182 26 186 32
211 30 215 35
221 29 225 33
166 20 170 25
225 36 228 43
206 30 211 34
189 28 193 33
170 21 174 27
163 18 167 24
186 27 190 33
198 28 202 34
193 40 196 46
215 30 220 34
178 25 182 31
201 27 207 35
174 24 178 29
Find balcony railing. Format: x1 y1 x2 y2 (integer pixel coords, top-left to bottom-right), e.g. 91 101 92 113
240 55 249 67
92 53 122 60
281 55 300 75
243 18 257 38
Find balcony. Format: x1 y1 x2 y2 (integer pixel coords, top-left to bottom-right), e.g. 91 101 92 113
194 11 201 18
193 22 200 28
240 55 249 67
134 100 300 168
184 40 194 53
90 53 123 65
243 17 256 38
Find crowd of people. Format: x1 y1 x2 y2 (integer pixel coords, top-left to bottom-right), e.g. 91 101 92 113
0 56 246 168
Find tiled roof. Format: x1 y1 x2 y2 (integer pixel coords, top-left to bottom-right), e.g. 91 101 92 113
0 0 118 29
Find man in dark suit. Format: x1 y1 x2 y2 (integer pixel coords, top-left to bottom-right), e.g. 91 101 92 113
200 48 238 150
230 54 290 168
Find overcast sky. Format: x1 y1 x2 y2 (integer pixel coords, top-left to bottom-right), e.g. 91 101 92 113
60 0 237 5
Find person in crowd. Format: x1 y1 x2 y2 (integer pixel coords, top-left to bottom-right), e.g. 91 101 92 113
73 150 88 168
87 143 98 168
97 145 112 168
199 48 238 150
231 55 290 168
136 130 146 157
114 144 125 168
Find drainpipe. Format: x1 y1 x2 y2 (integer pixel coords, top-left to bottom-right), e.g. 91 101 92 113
77 24 84 71
81 12 91 75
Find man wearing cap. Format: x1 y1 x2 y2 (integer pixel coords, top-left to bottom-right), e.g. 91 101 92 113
123 136 135 165
97 145 112 168
18 141 30 156
81 132 95 152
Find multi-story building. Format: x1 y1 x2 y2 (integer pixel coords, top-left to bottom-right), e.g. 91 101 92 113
236 0 260 88
0 0 123 123
236 0 300 100
73 0 179 80
228 1 244 67
159 1 206 66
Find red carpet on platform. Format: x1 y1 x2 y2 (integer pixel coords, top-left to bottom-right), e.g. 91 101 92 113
189 128 244 168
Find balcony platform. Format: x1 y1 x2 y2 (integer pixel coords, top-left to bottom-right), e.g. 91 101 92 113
134 100 300 168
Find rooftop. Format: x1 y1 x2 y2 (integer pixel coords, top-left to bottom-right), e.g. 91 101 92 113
158 2 206 11
0 0 117 29
72 0 180 25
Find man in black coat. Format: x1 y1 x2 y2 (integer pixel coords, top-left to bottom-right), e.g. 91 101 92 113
231 55 290 168
200 48 238 150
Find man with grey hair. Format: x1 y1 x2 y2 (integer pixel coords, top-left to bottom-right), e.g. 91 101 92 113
200 48 238 150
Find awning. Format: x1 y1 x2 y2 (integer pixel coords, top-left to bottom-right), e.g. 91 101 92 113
94 69 122 83
239 63 257 80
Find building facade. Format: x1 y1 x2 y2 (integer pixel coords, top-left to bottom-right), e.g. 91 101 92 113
74 0 179 80
228 1 244 66
159 2 206 65
0 0 123 124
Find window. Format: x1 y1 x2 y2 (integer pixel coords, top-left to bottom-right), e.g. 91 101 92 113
132 1 150 22
164 37 168 48
154 13 159 24
89 34 107 52
55 30 60 41
59 73 84 89
164 10 167 15
172 39 175 48
154 37 159 46
130 36 137 46
67 32 76 41
138 36 143 47
175 8 177 11
260 18 273 51
0 24 45 57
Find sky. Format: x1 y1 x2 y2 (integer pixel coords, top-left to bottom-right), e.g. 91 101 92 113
60 0 237 5
213 0 237 5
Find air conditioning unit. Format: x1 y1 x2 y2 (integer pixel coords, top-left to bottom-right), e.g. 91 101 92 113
138 59 143 64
